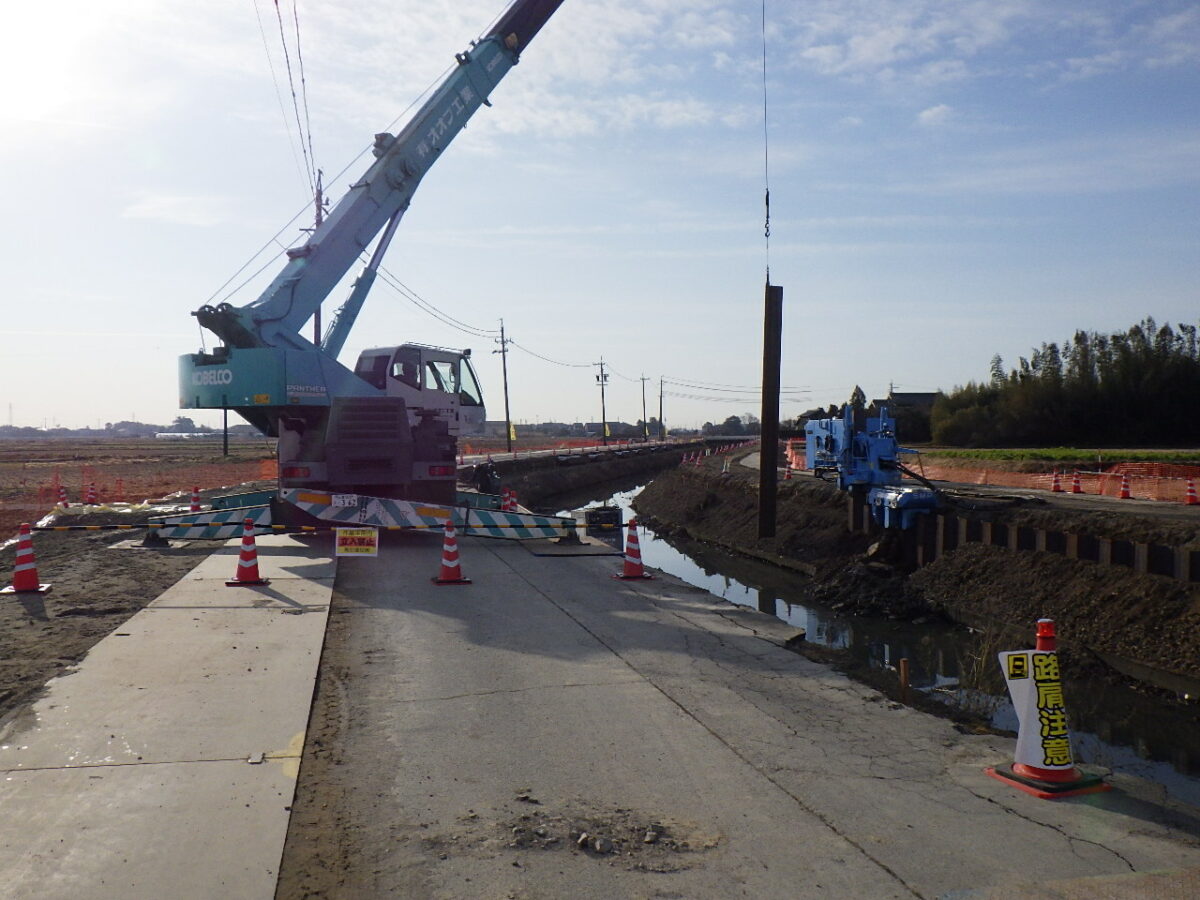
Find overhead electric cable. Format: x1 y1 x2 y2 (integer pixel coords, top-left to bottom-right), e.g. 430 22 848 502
664 378 808 394
289 0 318 185
273 0 316 194
509 340 592 368
251 0 307 189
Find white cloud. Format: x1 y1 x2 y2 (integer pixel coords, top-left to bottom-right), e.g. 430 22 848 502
916 103 953 126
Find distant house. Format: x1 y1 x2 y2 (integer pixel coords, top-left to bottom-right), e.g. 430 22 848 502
871 391 938 413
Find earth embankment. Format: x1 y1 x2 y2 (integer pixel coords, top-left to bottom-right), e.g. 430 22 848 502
632 459 1200 692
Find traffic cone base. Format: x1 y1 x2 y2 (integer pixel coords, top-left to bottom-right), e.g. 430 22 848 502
985 763 1109 800
1 583 51 595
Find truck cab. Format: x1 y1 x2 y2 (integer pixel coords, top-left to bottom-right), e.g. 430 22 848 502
353 344 485 436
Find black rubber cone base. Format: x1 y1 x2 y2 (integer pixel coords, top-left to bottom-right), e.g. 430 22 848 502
986 764 1110 800
612 573 655 580
432 576 472 585
226 578 271 587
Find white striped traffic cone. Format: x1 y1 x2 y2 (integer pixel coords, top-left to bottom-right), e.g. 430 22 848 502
2 523 51 594
57 485 69 508
190 486 201 512
432 522 471 585
1070 471 1082 494
1186 479 1198 506
1118 473 1132 499
1050 471 1062 493
613 519 654 580
226 518 270 586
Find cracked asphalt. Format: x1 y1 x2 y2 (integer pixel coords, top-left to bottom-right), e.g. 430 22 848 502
276 532 1200 899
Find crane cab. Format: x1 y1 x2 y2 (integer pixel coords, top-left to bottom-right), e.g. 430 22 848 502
353 344 485 436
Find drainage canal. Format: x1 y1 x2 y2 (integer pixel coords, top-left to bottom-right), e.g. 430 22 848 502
553 481 1200 798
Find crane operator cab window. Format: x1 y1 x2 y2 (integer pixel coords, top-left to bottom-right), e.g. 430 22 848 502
390 347 421 389
354 354 389 390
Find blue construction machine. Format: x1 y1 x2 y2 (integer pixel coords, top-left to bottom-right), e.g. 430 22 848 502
805 406 938 530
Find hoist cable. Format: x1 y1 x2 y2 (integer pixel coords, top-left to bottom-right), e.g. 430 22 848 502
761 0 771 280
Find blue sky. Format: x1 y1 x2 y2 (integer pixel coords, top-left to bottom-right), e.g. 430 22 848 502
2 0 1197 432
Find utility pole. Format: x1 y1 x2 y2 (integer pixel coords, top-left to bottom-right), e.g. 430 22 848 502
759 283 784 539
659 377 665 440
639 375 649 442
493 319 513 452
310 170 326 347
595 359 609 446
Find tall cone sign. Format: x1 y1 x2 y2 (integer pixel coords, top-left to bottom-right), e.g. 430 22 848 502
985 619 1109 799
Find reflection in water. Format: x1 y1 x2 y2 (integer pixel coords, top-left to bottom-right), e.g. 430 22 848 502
558 483 1200 791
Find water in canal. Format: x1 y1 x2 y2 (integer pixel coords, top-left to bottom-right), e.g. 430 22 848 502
557 482 1200 802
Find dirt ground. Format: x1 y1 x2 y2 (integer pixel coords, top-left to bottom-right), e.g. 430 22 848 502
633 457 1200 690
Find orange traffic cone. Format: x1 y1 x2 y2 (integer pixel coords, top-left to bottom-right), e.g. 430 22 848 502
1119 473 1132 499
1050 471 1062 493
1070 471 1082 494
226 518 270 586
784 465 792 480
432 522 471 585
190 486 201 512
614 519 654 580
84 482 97 504
1186 479 1198 506
3 524 51 594
57 485 69 508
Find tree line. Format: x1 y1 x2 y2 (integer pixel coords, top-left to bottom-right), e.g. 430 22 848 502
931 317 1200 447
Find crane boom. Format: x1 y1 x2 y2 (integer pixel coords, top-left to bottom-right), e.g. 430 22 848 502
179 0 566 506
193 0 565 352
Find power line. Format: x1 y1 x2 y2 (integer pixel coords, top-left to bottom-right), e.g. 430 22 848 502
251 0 307 190
272 0 316 194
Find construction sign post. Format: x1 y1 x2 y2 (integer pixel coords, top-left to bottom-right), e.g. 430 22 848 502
335 527 379 557
986 619 1110 799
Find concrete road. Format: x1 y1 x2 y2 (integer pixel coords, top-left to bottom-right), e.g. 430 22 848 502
279 533 1200 898
0 535 334 900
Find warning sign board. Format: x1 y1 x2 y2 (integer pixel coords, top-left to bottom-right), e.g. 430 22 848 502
998 649 1073 770
335 527 379 557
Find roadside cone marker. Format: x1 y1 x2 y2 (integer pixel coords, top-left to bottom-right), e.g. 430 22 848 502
226 518 270 587
84 482 98 505
1186 479 1198 506
58 485 69 508
985 619 1109 800
3 524 51 595
1119 473 1132 499
432 522 471 585
1050 471 1062 493
1070 471 1082 494
784 465 792 480
613 519 654 580
190 486 201 512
